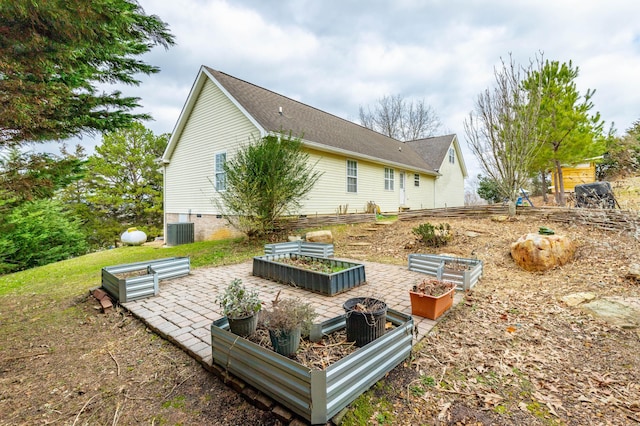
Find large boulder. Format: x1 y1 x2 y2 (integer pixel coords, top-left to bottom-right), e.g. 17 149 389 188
510 233 576 272
306 230 333 243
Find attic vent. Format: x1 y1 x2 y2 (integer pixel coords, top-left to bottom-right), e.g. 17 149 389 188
278 106 283 115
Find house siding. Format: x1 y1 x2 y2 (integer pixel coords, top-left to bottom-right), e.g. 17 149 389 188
164 79 261 217
163 69 466 241
433 143 465 208
299 149 435 214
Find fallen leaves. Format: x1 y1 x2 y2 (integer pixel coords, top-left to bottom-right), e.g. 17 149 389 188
356 217 640 425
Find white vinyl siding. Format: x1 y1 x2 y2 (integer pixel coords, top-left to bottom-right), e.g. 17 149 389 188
384 168 394 191
215 152 226 191
164 78 260 214
346 160 357 193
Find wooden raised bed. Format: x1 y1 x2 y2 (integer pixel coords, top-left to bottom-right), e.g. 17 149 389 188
408 254 483 291
101 257 190 302
252 254 365 296
211 309 413 424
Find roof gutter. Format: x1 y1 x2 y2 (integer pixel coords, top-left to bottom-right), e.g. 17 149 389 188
291 137 440 177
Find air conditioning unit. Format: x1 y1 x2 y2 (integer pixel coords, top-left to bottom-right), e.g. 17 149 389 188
166 222 194 246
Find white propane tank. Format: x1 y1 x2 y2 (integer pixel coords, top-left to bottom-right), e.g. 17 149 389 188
121 227 147 246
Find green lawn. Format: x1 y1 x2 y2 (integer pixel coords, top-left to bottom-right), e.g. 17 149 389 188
0 238 263 300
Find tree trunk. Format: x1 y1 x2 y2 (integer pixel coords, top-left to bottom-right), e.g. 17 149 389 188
541 171 548 203
555 159 566 207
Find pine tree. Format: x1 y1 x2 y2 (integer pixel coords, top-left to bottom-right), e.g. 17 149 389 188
0 0 174 146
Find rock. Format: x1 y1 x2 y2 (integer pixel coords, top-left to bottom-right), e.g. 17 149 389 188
560 292 597 307
288 235 302 242
464 231 481 238
627 263 640 281
510 233 576 272
306 230 333 243
491 215 509 222
581 297 640 329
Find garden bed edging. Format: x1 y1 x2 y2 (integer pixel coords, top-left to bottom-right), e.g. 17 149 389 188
211 308 413 424
101 257 190 303
408 254 483 291
264 241 334 257
253 254 365 296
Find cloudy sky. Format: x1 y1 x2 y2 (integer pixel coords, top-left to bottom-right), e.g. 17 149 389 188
68 0 640 177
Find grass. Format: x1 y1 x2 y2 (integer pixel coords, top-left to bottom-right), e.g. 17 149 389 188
0 237 262 300
341 383 395 426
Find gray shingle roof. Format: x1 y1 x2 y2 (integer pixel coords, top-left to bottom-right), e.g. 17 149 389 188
405 134 456 171
206 67 451 174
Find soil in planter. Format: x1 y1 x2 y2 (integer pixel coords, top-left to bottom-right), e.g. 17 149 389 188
413 278 455 297
275 256 347 274
113 268 149 279
443 259 472 272
245 323 395 369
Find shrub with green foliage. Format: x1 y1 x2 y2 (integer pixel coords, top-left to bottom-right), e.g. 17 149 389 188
0 199 88 273
476 174 503 204
412 222 452 248
216 132 322 238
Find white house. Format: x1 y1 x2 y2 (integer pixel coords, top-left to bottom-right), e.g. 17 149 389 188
162 66 468 241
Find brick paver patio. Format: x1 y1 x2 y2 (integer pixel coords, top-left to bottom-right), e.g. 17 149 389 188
122 259 462 367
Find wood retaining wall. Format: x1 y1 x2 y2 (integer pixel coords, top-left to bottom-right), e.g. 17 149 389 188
398 206 640 238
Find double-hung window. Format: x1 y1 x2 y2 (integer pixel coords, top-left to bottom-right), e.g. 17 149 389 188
384 168 394 190
414 173 420 187
215 152 226 191
449 147 455 164
346 160 358 193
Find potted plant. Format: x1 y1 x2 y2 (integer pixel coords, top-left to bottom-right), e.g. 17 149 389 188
343 297 387 347
216 279 262 336
260 291 317 356
409 278 455 320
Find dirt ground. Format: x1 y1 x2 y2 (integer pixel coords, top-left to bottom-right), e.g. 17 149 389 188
1 212 639 425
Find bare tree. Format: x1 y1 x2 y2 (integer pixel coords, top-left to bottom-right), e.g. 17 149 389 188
359 94 442 141
464 54 546 208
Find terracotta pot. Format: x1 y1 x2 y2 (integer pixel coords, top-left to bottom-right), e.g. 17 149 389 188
409 284 455 320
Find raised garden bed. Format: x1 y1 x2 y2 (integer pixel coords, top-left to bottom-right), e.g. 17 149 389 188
102 257 190 303
211 308 413 424
264 241 334 257
252 254 365 296
408 254 483 291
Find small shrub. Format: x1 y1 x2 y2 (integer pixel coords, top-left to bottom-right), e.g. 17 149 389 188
216 279 262 319
260 291 317 336
412 222 451 247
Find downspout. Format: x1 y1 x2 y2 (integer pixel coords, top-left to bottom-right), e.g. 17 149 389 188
162 160 168 245
433 169 439 209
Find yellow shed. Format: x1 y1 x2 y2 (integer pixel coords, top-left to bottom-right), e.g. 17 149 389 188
551 160 598 192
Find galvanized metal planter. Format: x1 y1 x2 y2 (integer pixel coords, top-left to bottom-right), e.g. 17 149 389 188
264 241 334 257
102 257 190 302
408 254 483 291
252 254 365 296
211 309 413 425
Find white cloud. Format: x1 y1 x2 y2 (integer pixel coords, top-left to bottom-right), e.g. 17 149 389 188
50 0 640 179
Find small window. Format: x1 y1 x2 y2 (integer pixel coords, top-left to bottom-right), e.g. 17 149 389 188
384 168 394 190
215 152 226 191
346 160 357 193
449 147 455 164
414 173 420 187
